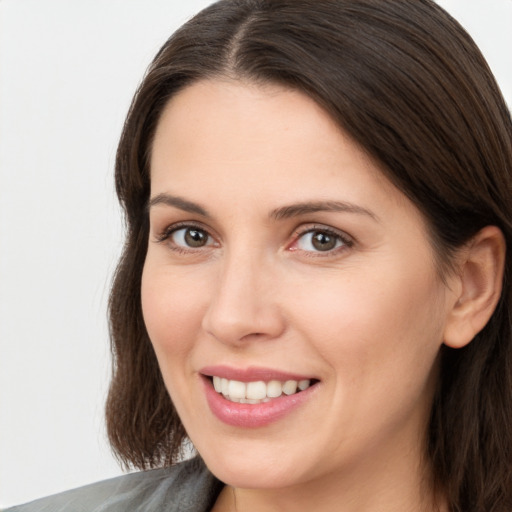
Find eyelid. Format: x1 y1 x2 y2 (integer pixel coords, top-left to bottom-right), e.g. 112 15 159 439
154 221 217 246
153 221 353 255
288 224 354 253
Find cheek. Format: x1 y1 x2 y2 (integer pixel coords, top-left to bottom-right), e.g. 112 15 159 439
141 264 207 360
286 266 446 451
287 262 446 382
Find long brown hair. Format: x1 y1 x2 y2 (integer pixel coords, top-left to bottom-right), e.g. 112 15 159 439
106 1 512 509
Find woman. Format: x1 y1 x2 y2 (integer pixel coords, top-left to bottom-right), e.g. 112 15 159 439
7 0 512 511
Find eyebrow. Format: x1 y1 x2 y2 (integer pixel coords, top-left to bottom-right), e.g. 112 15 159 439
270 200 379 222
147 193 378 222
147 193 210 217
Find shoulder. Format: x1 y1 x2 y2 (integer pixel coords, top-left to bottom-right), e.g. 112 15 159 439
3 456 223 512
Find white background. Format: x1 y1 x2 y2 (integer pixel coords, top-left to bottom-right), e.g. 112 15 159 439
0 0 510 508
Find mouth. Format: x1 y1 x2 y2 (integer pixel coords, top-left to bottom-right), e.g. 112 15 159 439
199 366 320 427
208 376 316 404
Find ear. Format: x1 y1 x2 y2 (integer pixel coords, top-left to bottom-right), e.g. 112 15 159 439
443 226 506 349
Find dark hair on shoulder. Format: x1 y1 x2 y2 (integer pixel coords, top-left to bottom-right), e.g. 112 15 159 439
106 1 512 510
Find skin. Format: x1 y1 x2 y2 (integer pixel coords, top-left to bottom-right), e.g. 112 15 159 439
141 80 461 511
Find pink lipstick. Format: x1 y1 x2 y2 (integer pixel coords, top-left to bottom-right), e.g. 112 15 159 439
200 365 319 428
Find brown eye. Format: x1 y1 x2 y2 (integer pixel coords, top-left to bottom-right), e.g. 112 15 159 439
184 228 208 247
171 227 212 248
296 230 345 252
311 232 337 251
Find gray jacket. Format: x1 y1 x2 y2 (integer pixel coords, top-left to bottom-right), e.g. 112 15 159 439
3 457 223 512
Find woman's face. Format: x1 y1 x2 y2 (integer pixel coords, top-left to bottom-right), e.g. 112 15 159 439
142 80 457 491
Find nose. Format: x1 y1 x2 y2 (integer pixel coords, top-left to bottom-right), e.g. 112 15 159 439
201 253 285 345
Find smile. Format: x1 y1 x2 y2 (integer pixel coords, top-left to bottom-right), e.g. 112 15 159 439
212 376 312 404
200 367 319 427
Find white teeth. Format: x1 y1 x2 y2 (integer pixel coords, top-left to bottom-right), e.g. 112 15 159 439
298 379 310 391
210 377 312 403
228 380 246 399
282 380 298 395
246 381 267 400
266 380 282 398
221 378 229 396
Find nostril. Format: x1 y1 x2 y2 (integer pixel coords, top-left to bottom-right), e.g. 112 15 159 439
239 332 266 342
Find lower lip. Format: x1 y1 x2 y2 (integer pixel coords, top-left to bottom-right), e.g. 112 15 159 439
202 376 318 428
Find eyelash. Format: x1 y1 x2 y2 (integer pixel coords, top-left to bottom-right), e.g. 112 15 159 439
155 222 215 254
289 225 354 256
155 222 354 256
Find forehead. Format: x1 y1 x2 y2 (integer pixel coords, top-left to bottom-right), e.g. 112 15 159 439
151 79 345 165
154 81 371 175
149 79 412 220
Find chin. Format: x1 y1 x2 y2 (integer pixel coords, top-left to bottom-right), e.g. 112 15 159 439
195 438 315 489
207 460 305 489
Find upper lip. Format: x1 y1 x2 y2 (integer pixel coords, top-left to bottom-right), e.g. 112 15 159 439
200 365 316 382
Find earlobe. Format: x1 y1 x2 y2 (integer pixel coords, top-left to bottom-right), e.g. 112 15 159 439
443 226 506 349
